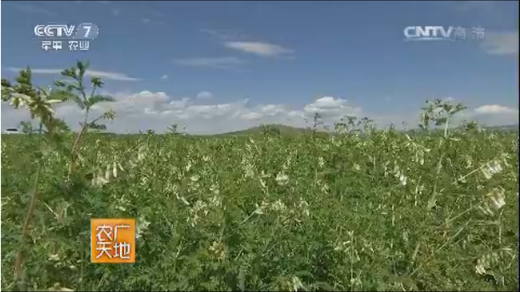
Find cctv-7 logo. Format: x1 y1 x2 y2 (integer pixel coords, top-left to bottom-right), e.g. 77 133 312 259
34 25 75 38
73 23 99 40
82 25 91 39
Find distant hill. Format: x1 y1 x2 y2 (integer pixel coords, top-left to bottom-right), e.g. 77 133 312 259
6 124 515 137
482 125 518 132
211 123 518 137
212 124 327 137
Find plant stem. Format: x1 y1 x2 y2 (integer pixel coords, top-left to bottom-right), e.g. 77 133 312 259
444 116 450 138
13 121 45 281
14 162 43 281
67 110 90 179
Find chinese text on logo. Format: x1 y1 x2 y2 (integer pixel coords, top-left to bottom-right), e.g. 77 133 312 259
91 218 135 263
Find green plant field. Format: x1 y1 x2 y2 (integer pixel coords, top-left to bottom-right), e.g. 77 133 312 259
1 62 518 291
1 128 518 291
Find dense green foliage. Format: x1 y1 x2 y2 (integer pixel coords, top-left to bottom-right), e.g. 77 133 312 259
1 62 518 291
2 128 518 291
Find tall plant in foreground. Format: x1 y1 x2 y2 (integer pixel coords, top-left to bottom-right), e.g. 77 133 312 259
418 98 467 138
1 61 116 286
53 61 116 179
2 69 69 282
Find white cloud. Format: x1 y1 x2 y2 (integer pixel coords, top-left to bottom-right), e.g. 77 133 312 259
442 97 455 102
2 91 302 134
224 42 293 57
196 91 213 99
260 104 286 116
112 9 120 16
173 57 245 69
160 74 168 80
288 110 305 119
168 97 191 109
201 29 247 41
303 96 362 118
6 67 141 81
241 112 263 120
142 18 151 24
3 92 517 135
474 104 518 114
480 32 519 55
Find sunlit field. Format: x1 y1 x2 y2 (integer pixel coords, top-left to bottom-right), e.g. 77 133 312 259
1 63 518 291
2 127 518 291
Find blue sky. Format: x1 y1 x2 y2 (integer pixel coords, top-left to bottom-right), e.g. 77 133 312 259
1 1 518 134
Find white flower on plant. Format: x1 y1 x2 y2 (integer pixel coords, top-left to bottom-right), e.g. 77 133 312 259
244 164 255 178
283 156 292 170
209 195 222 208
49 254 60 261
104 164 112 181
290 276 305 292
320 182 330 193
318 157 325 168
187 200 208 226
350 276 362 287
475 260 486 275
136 216 150 239
299 198 310 216
253 206 264 215
259 178 267 189
190 175 200 182
415 184 424 195
92 169 108 186
255 200 270 215
210 184 220 195
465 156 473 169
487 188 506 210
353 163 361 171
393 163 400 177
271 199 287 212
137 146 147 161
488 160 502 175
115 205 126 211
180 196 190 206
276 172 289 186
479 188 507 216
209 241 226 260
480 168 492 180
399 173 407 186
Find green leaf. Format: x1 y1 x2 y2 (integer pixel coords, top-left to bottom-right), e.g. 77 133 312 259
48 118 71 133
435 117 448 126
91 77 104 88
61 67 77 79
88 122 107 131
68 94 86 110
54 80 66 87
85 95 115 108
77 61 89 80
2 78 12 88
